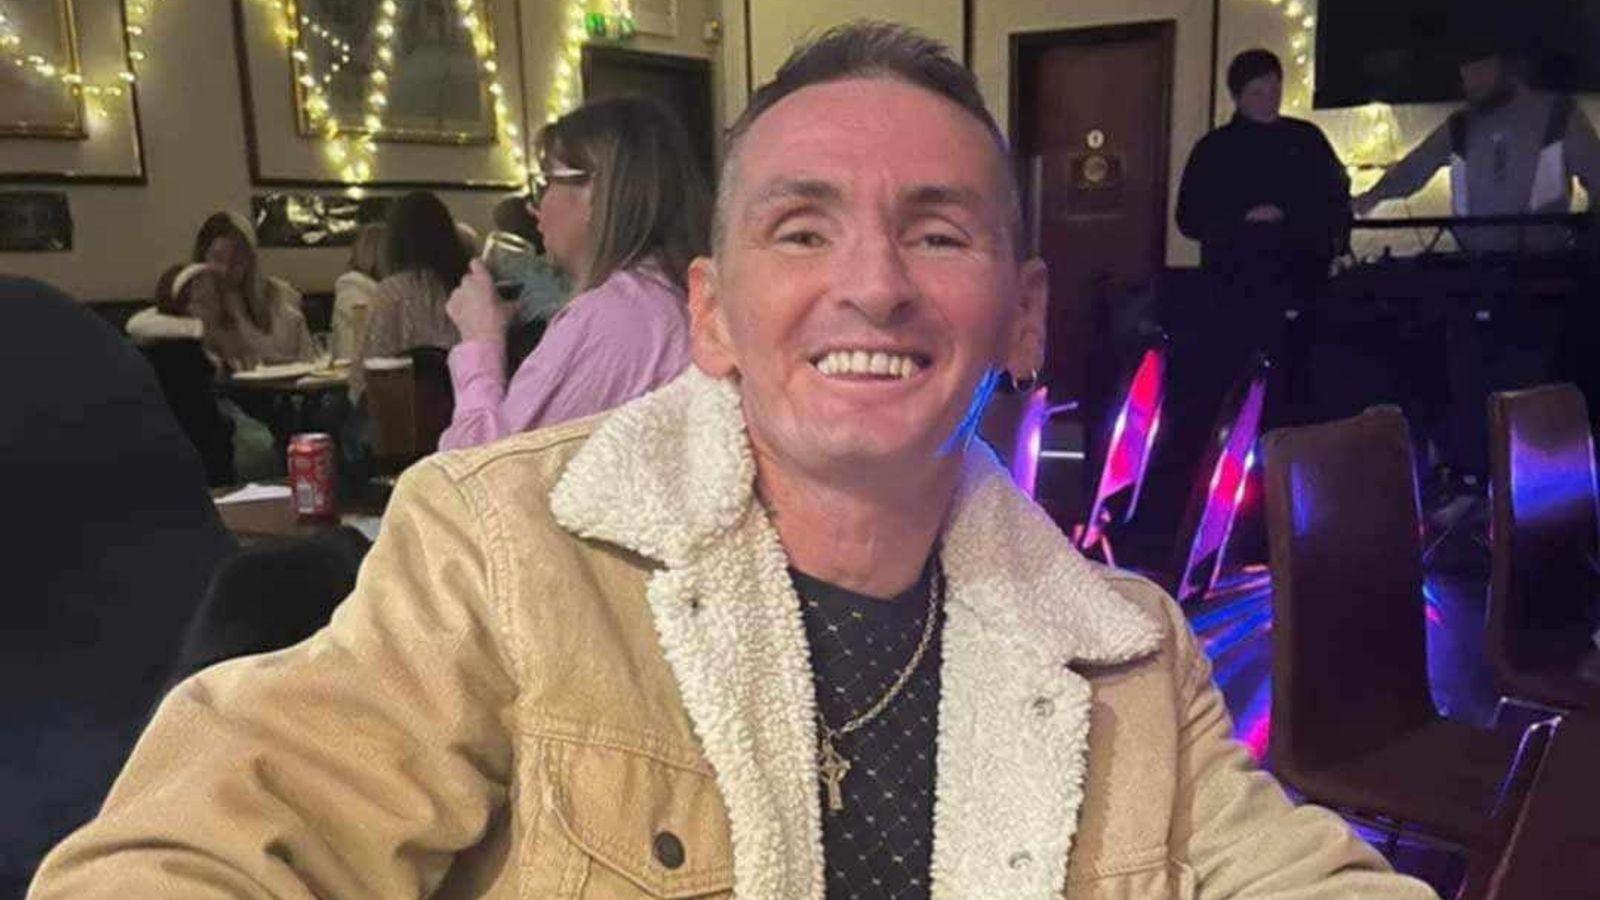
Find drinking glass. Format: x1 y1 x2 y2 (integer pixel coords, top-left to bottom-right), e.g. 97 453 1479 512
480 230 535 302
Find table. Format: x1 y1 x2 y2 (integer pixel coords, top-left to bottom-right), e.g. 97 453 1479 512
221 365 351 441
213 479 390 543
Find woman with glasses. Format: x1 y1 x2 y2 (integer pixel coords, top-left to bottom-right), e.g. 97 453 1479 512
439 95 711 449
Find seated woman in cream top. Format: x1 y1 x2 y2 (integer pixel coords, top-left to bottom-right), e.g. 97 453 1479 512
190 211 316 366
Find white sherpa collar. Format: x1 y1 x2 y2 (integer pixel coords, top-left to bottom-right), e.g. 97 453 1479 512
550 367 1164 899
550 366 1161 666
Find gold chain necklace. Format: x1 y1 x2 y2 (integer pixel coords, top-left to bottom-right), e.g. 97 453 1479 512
812 562 943 814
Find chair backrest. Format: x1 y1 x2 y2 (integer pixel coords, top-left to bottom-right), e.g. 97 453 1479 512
1168 354 1269 603
168 526 371 685
364 358 420 471
979 385 1049 497
1488 384 1600 673
1465 713 1600 900
140 339 235 486
1263 406 1438 772
407 346 454 455
1079 342 1167 547
1456 716 1560 900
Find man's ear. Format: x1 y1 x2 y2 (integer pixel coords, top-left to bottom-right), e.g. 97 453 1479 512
1004 257 1048 380
688 256 738 377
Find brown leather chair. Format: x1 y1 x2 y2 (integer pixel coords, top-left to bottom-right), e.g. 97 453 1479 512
1454 716 1558 900
1264 406 1519 846
364 349 454 475
979 384 1049 496
1487 384 1600 716
1168 353 1268 603
1457 713 1600 900
407 346 454 454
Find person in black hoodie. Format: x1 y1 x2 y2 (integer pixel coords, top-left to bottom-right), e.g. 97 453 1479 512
1177 49 1349 423
0 277 236 896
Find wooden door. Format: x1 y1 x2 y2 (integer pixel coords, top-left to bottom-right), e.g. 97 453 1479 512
1011 23 1174 403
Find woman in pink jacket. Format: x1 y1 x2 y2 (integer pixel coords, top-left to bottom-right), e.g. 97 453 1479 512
440 96 712 449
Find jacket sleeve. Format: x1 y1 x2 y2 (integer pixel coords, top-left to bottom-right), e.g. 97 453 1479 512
1306 126 1352 257
1176 134 1225 243
1168 608 1439 898
27 460 518 900
1564 105 1600 203
439 279 668 450
1365 122 1451 205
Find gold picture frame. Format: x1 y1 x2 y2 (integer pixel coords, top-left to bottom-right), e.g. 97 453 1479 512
288 0 498 145
0 0 88 139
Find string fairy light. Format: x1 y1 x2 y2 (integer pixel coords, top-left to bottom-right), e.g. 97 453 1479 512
1254 0 1395 186
0 5 136 120
1261 0 1316 112
535 0 635 180
6 0 537 187
453 0 525 174
546 0 590 128
256 0 526 190
123 0 162 72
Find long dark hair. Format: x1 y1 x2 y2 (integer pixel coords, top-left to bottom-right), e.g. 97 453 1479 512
537 95 712 293
153 264 186 316
385 191 470 289
191 212 272 330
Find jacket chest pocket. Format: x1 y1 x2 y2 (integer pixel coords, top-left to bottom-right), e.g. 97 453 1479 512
528 738 736 899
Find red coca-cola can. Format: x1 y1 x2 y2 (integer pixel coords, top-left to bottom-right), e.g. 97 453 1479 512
287 432 338 519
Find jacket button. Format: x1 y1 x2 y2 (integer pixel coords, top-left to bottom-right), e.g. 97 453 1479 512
1009 850 1033 869
653 831 686 870
1030 697 1055 718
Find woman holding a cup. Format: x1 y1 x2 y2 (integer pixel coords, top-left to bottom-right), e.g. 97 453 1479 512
440 96 711 450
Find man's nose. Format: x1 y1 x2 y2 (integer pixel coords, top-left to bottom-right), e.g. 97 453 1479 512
837 231 916 325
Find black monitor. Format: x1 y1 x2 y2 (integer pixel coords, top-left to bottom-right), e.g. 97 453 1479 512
1314 0 1600 108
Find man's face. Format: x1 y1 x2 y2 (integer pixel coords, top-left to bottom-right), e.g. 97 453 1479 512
689 78 1046 482
1461 57 1505 106
1236 73 1282 123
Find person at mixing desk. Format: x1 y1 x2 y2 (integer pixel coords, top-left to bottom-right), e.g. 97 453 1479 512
1177 48 1350 422
1352 38 1600 253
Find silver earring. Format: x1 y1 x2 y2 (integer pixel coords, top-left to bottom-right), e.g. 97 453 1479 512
1010 368 1040 393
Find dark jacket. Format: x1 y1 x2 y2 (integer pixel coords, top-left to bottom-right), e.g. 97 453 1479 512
1176 114 1350 277
0 277 235 896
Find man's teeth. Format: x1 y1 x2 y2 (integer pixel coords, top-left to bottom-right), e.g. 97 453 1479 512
814 350 922 379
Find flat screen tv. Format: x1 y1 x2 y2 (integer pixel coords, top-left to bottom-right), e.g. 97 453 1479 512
1314 0 1600 108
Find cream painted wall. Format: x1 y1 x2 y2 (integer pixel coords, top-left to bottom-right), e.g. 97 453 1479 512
0 0 722 303
746 0 962 90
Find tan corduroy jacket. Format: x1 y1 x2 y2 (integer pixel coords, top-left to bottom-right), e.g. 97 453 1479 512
29 369 1437 900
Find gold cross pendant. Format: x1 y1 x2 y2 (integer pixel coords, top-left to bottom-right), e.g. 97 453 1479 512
818 735 852 813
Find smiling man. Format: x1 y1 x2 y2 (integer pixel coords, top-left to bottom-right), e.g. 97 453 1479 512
31 22 1434 900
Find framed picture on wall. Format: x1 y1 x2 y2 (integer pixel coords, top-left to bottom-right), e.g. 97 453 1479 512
289 0 498 144
230 0 524 189
0 0 146 183
0 0 87 138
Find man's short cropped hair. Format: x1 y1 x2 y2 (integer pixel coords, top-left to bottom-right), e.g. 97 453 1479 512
1227 49 1283 97
714 21 1023 256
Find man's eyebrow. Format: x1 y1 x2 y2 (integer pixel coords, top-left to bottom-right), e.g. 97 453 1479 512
742 179 989 217
901 184 986 209
748 177 844 209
